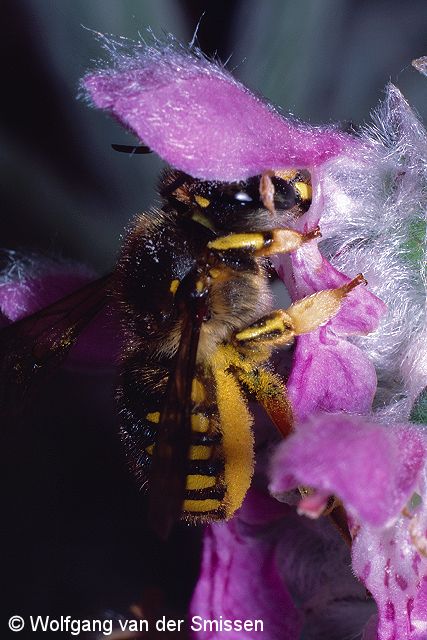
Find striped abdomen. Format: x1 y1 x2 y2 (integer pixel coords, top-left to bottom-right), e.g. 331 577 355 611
118 349 254 523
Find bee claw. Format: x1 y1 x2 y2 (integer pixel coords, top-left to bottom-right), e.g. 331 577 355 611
303 226 322 242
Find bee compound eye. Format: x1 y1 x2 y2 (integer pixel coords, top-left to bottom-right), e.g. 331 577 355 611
234 191 253 203
272 178 299 210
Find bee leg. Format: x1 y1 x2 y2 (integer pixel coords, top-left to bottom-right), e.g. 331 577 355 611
236 366 294 438
207 227 321 256
234 274 367 347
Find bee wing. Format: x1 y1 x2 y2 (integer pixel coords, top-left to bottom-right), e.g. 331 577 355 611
0 273 113 410
148 276 208 539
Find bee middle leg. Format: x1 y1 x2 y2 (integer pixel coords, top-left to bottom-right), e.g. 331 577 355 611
233 274 366 348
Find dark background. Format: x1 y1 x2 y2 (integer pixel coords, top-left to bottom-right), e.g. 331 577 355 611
1 1 427 637
2 0 427 272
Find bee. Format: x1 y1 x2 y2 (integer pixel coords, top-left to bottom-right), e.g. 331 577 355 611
0 159 364 538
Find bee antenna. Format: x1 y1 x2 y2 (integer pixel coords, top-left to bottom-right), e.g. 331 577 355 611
111 144 152 155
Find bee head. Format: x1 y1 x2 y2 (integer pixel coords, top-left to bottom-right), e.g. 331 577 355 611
187 170 312 232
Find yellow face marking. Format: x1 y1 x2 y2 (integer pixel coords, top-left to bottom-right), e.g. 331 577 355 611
191 413 209 432
195 195 210 208
146 411 160 423
183 498 221 513
186 474 216 490
195 279 205 293
189 445 212 460
145 444 155 455
294 181 312 202
191 378 206 403
169 279 180 295
208 233 265 252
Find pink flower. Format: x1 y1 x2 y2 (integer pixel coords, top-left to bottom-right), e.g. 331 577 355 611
81 34 352 181
275 240 386 421
270 414 427 639
5 32 426 640
190 491 301 640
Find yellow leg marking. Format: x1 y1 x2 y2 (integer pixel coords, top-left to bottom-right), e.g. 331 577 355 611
191 414 210 432
286 274 367 335
146 412 160 423
234 274 366 347
191 211 216 232
256 227 320 257
213 356 254 519
208 229 320 256
235 311 293 344
191 378 206 403
169 279 180 295
183 498 221 512
208 233 266 252
186 474 216 490
194 195 210 208
195 279 206 293
145 444 154 455
189 445 212 460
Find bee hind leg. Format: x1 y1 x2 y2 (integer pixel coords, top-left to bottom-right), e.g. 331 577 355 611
235 365 294 438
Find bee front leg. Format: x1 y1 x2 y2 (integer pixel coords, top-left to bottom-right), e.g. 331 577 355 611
233 274 367 348
207 227 321 257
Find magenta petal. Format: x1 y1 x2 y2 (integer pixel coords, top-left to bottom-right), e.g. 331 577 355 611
275 241 386 419
190 517 301 640
287 328 377 420
276 242 387 336
292 245 387 335
353 465 427 638
269 413 426 527
82 39 352 181
353 510 427 639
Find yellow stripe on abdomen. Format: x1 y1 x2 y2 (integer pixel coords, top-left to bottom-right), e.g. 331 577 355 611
186 474 216 490
191 414 209 432
183 498 222 513
189 445 212 460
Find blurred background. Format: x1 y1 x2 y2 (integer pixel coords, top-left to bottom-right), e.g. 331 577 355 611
1 1 427 637
2 0 427 273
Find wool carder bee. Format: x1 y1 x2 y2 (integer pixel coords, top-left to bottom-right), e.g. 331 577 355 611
114 165 364 536
0 161 364 538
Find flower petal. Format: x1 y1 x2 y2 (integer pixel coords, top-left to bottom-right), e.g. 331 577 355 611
274 241 386 419
306 83 427 415
82 36 352 181
190 504 301 639
269 413 426 527
191 489 373 639
353 497 427 639
287 328 377 420
276 242 387 336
